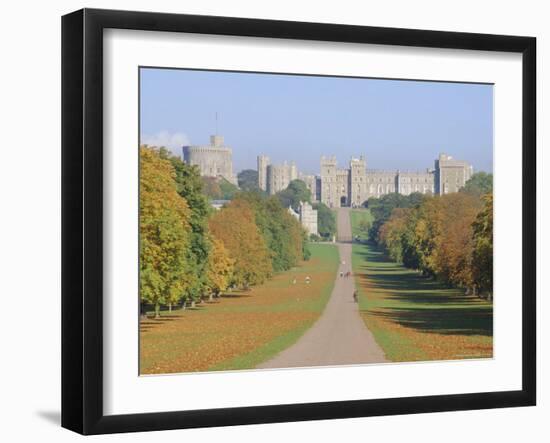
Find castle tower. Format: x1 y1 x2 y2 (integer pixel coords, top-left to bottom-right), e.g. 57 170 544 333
349 156 367 207
290 161 298 181
182 135 237 184
257 155 270 192
210 135 224 147
320 156 338 208
434 153 473 195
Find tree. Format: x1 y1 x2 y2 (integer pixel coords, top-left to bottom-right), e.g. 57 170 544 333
209 199 272 288
471 193 493 297
206 236 235 300
235 191 309 272
379 192 483 290
276 179 311 210
378 208 411 262
159 148 212 304
368 192 427 242
201 177 222 200
314 202 336 239
219 178 239 200
358 218 372 237
461 172 493 197
433 193 481 287
200 176 239 200
237 169 260 192
140 146 192 317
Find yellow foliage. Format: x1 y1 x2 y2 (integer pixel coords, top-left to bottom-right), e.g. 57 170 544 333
140 146 192 312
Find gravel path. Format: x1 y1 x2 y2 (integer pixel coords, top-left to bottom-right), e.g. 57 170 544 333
257 208 387 369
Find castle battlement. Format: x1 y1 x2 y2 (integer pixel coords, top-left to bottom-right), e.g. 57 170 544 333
320 154 471 208
182 135 237 185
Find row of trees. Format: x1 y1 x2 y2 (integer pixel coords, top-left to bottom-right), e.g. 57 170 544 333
371 173 493 297
140 146 310 316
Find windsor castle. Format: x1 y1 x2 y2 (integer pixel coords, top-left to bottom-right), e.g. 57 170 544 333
257 153 472 208
181 134 473 210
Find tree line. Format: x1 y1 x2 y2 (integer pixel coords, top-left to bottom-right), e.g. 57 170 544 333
236 171 337 241
140 146 311 317
367 172 493 297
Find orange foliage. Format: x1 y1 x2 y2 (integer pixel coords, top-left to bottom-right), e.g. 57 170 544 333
209 199 272 287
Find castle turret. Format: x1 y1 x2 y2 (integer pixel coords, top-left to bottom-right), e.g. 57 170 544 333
434 152 473 195
320 156 338 207
349 156 367 207
182 135 236 184
257 155 270 192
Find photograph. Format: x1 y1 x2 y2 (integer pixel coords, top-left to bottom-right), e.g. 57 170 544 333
138 67 494 375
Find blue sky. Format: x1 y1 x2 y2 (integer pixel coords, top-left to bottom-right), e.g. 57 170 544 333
140 68 493 174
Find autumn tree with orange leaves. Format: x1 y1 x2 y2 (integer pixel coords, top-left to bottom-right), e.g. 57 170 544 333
206 236 235 300
209 199 273 288
378 190 492 297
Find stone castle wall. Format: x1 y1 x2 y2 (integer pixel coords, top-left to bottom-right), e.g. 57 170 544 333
186 139 472 209
182 135 237 184
318 153 471 208
257 158 298 195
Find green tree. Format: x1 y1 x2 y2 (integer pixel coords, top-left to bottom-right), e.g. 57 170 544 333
201 177 222 200
219 178 239 200
471 193 493 297
200 176 239 200
235 191 309 271
237 169 260 192
314 202 336 239
358 218 372 237
378 208 410 262
140 147 192 317
277 179 312 210
368 192 427 242
159 148 212 304
461 172 493 197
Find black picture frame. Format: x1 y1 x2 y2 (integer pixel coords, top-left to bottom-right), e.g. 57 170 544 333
61 8 536 435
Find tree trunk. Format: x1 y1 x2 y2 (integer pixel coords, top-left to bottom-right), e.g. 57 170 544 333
191 300 196 309
182 300 186 310
154 302 161 319
168 303 172 312
209 293 213 302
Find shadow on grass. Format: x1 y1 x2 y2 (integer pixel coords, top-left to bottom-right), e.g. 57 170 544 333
357 242 493 337
369 308 493 336
220 292 253 299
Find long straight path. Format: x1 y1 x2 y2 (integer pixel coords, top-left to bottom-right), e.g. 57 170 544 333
257 208 386 369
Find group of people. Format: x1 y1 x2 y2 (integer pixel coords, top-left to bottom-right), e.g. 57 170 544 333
339 260 358 303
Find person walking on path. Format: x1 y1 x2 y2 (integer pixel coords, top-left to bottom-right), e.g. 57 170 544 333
353 289 358 303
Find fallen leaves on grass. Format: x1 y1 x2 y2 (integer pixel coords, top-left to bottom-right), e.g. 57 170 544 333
140 245 339 374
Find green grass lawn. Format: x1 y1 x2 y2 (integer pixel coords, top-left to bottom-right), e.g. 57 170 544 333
348 211 493 362
350 209 373 241
351 242 493 361
140 243 340 374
